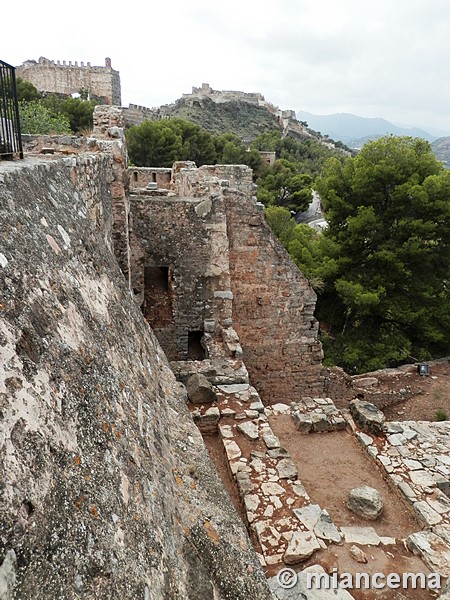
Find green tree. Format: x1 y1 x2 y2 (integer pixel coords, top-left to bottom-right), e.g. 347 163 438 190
264 206 296 246
252 130 349 176
18 100 72 135
256 159 313 213
315 135 450 372
126 118 266 172
168 118 217 165
126 120 183 167
16 77 42 102
60 97 96 133
214 132 263 173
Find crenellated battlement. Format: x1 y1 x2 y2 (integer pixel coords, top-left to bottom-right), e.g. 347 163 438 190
16 56 121 105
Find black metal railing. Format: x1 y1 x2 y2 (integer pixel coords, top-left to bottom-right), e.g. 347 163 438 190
0 60 23 160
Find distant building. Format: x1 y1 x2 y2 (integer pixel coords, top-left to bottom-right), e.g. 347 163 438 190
16 57 121 105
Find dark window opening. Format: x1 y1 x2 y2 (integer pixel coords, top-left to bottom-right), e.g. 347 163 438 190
145 266 169 291
133 171 138 182
187 330 206 360
151 172 157 183
142 266 173 327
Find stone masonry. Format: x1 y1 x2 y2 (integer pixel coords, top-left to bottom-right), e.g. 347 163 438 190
0 108 272 599
128 161 324 400
16 57 121 105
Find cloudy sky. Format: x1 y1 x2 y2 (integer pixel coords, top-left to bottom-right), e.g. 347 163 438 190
5 0 450 135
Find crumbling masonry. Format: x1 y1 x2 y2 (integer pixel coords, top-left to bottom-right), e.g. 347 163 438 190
3 106 449 599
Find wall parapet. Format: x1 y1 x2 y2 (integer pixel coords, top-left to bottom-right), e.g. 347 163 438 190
16 57 121 105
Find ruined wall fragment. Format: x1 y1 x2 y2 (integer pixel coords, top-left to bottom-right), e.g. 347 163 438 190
0 157 271 599
224 188 325 401
16 57 121 105
129 191 233 361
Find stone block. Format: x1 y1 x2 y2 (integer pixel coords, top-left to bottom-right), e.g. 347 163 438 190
284 531 320 565
237 421 259 441
186 373 217 404
348 486 383 520
349 399 385 434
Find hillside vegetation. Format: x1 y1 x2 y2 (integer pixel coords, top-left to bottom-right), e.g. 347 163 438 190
431 137 450 167
161 96 281 139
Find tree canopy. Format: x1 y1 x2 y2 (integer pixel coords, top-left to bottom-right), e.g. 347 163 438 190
126 118 264 171
18 100 72 135
267 136 450 373
256 159 313 213
16 78 96 134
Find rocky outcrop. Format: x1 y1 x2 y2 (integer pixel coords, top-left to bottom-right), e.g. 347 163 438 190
0 156 271 598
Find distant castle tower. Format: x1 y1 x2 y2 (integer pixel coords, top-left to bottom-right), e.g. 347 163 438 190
16 57 121 105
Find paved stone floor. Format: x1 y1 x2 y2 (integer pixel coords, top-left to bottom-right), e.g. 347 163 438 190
190 385 450 599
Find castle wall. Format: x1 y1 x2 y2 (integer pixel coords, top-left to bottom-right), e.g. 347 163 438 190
123 104 160 127
129 193 233 360
92 106 130 284
189 84 264 105
172 163 254 197
16 57 121 105
225 189 325 401
128 162 324 401
129 166 172 191
0 147 270 600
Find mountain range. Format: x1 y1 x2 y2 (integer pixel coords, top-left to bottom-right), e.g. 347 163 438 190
296 110 450 148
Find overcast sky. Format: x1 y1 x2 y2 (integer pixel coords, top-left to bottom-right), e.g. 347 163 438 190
5 0 450 135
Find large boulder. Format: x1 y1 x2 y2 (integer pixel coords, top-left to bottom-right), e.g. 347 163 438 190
186 373 217 404
349 399 385 435
348 485 384 520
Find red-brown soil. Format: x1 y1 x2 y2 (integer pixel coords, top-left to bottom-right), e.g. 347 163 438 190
200 362 450 599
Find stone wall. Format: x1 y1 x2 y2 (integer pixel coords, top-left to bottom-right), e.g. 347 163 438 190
0 152 271 599
186 83 264 106
172 163 254 197
129 167 172 191
129 193 233 361
16 57 121 105
225 189 325 401
92 106 130 285
122 104 160 127
129 163 324 402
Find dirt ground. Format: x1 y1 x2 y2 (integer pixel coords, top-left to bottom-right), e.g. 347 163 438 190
201 363 450 599
380 361 450 421
268 416 439 600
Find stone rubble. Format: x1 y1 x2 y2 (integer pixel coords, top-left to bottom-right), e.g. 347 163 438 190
189 385 350 571
268 564 356 599
290 397 348 433
349 399 385 434
190 384 450 588
347 485 384 520
349 545 368 563
340 526 381 546
355 419 450 574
